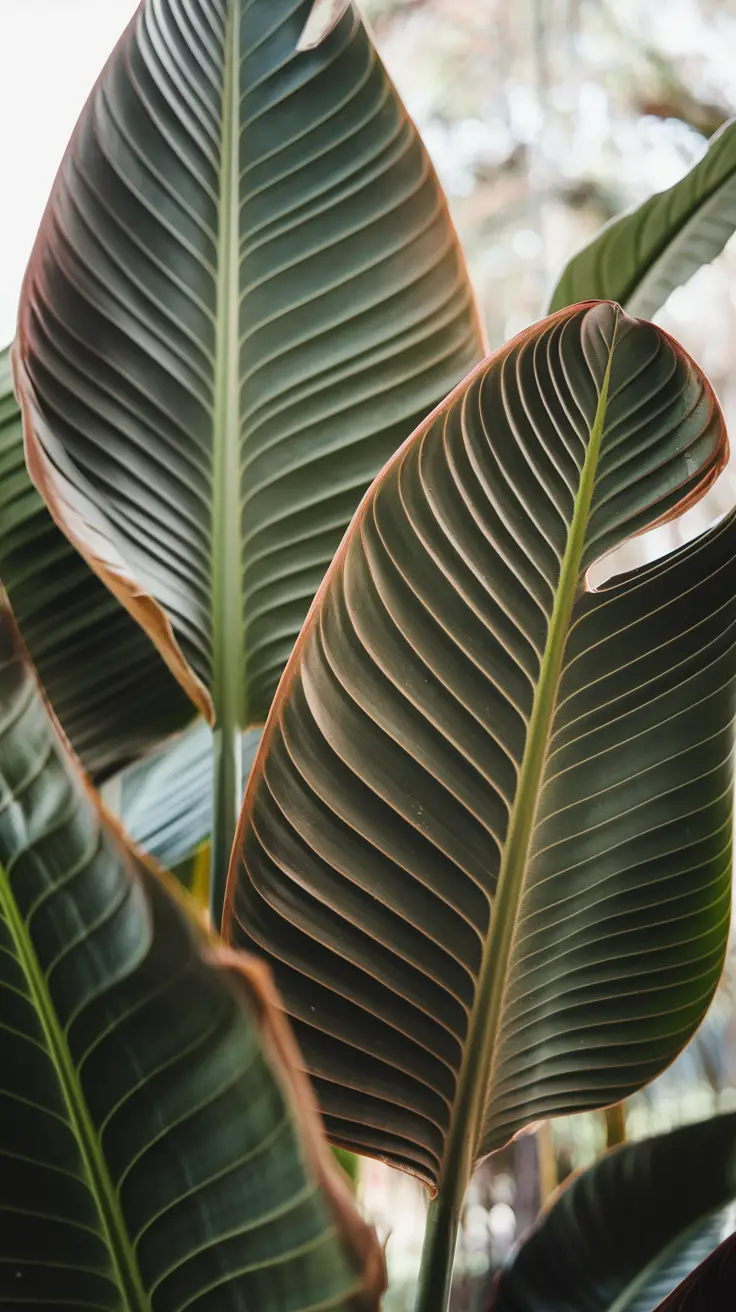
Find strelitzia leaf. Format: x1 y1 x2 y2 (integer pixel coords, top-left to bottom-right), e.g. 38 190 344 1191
548 117 736 318
14 0 482 729
489 1113 736 1311
226 301 733 1210
0 603 384 1309
0 345 192 778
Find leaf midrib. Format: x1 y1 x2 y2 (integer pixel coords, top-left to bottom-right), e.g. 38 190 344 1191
210 1 246 920
0 858 149 1309
437 310 620 1201
212 1 245 726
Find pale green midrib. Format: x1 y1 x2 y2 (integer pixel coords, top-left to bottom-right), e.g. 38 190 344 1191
212 3 245 725
607 1207 729 1312
210 2 245 917
436 310 620 1205
0 861 149 1309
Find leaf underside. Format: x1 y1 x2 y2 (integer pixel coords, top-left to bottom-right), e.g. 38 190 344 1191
0 347 192 778
548 117 736 319
14 0 482 725
489 1113 736 1312
116 720 261 871
227 301 733 1191
0 606 374 1310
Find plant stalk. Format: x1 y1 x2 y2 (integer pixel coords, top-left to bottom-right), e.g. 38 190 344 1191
414 1193 462 1312
605 1102 627 1149
211 726 242 930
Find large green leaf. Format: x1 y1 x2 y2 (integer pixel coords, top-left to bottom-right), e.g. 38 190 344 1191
226 302 734 1248
0 347 192 779
13 0 482 731
489 1113 736 1311
548 117 736 318
0 602 383 1309
652 1231 736 1311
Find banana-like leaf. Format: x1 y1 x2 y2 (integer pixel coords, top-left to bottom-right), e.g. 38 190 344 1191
226 301 734 1195
652 1231 736 1311
0 602 384 1309
112 719 261 871
0 347 192 778
548 118 736 318
14 0 483 730
489 1114 736 1311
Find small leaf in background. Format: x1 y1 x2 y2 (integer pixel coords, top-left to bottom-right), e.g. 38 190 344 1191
548 117 736 318
489 1113 736 1311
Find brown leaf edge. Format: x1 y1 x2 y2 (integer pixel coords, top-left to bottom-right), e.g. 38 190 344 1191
102 797 387 1307
1 600 383 1309
218 949 388 1311
10 320 213 726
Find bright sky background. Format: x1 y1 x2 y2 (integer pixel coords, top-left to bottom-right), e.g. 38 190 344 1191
0 0 139 344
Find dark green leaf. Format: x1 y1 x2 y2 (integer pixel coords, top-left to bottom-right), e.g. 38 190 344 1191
227 301 733 1192
0 346 192 778
489 1114 736 1311
653 1230 736 1311
548 118 736 318
14 0 483 727
0 603 382 1309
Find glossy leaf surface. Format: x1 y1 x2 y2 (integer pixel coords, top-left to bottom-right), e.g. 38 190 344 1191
0 605 382 1309
0 346 191 778
489 1114 736 1311
228 301 734 1191
14 0 482 727
653 1231 736 1311
549 118 736 318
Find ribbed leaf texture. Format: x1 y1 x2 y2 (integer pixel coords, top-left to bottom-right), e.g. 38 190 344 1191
0 605 382 1309
14 0 483 725
653 1231 736 1312
548 117 736 318
227 301 734 1190
489 1114 736 1312
0 347 191 778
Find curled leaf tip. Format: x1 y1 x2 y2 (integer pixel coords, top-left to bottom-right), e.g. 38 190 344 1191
297 0 353 51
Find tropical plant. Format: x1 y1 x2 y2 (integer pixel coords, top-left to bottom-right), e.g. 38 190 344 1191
5 1 736 1310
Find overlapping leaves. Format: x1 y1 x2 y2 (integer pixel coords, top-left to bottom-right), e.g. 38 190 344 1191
0 346 191 778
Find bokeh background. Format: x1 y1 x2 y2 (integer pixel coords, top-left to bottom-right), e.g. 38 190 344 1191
4 2 736 1308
